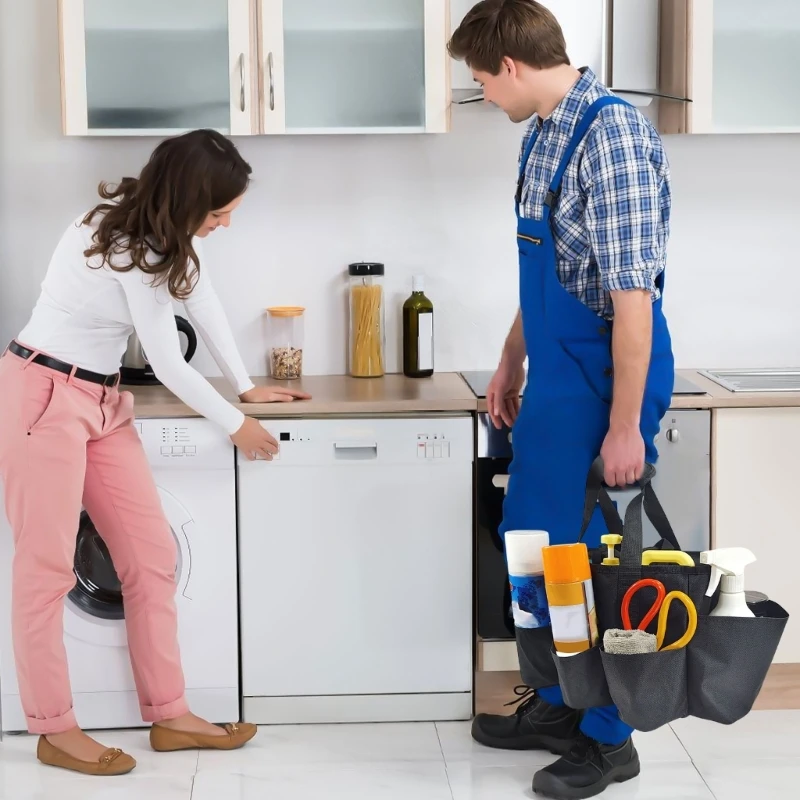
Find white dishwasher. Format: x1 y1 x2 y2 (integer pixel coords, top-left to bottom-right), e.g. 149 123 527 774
237 415 474 725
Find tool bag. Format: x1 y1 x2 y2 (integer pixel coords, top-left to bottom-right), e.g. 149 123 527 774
551 459 789 732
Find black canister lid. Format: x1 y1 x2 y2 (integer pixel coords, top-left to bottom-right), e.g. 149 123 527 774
348 262 385 276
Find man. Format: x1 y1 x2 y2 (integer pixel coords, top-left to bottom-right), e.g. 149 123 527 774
449 2 674 799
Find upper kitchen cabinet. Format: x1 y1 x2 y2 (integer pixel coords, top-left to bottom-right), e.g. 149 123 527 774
660 0 800 134
259 0 448 134
58 0 256 136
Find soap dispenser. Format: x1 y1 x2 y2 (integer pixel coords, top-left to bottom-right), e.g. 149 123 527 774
700 547 757 618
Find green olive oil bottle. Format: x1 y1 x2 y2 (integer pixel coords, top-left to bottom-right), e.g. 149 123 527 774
402 275 434 378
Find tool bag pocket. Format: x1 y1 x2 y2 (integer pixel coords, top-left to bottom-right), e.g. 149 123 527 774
516 627 560 690
687 600 788 725
551 645 613 709
601 647 689 732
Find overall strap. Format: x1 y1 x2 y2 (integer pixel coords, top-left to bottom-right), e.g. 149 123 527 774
543 96 630 219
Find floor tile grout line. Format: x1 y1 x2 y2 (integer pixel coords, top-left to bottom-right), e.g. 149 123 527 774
189 773 196 800
434 722 456 800
668 724 719 799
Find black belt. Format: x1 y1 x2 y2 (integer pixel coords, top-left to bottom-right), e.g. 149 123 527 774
7 341 120 387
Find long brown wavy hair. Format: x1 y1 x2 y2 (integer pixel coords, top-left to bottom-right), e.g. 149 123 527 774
83 129 252 300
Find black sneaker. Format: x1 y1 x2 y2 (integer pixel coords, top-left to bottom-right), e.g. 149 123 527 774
471 686 581 755
532 734 640 799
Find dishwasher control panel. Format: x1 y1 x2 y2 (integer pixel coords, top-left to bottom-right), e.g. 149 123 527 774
239 417 473 467
416 433 452 459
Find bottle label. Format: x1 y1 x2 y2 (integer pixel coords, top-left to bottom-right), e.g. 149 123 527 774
548 579 599 654
509 573 550 629
417 313 433 371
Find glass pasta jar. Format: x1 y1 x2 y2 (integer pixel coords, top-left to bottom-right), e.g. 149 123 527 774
266 306 304 380
348 262 385 378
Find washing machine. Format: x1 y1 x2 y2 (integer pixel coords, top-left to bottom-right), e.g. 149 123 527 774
0 418 239 732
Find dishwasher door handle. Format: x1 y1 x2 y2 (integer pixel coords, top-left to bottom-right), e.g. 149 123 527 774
333 441 378 460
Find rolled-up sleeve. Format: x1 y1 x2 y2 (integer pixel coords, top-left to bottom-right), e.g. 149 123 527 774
582 111 666 297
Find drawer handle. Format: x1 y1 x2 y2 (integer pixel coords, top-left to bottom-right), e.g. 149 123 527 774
334 441 378 459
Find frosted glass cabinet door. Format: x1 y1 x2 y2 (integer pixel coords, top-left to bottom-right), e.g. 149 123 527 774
59 0 255 136
260 0 448 134
691 0 800 133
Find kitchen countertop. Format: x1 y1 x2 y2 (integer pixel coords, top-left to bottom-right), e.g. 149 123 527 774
129 372 478 418
474 369 800 412
669 370 800 410
129 369 800 420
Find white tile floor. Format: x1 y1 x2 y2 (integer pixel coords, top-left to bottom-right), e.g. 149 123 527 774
0 711 797 799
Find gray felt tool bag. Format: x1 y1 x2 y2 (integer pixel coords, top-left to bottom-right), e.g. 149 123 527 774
551 460 789 732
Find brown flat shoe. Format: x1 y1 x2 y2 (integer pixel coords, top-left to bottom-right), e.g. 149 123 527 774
150 722 257 752
37 736 136 776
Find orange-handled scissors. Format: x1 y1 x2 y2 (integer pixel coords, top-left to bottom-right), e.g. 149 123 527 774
621 579 697 651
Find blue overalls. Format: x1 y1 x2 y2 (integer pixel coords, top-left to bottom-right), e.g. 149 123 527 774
501 96 675 745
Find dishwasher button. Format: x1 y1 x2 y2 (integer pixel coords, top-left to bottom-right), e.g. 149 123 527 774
443 442 450 458
434 443 442 459
417 443 427 458
426 443 434 459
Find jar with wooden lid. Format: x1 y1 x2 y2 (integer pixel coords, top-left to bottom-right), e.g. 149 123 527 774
348 262 385 378
266 306 304 379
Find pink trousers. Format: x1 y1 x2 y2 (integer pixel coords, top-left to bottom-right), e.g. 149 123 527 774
0 347 188 734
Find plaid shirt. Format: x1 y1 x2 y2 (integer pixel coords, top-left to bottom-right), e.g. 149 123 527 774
519 68 671 320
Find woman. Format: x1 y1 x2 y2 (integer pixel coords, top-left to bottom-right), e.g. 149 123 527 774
0 129 308 775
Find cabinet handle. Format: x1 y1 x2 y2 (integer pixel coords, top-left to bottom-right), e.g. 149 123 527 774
239 52 246 113
266 52 275 112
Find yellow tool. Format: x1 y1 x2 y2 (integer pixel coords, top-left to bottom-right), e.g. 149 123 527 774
601 534 622 566
642 551 695 567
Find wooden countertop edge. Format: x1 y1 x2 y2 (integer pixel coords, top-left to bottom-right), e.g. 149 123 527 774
135 399 479 418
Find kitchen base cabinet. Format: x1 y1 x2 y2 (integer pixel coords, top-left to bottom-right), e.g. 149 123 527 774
714 407 800 663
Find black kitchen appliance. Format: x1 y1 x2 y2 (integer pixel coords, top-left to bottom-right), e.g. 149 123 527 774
120 315 198 386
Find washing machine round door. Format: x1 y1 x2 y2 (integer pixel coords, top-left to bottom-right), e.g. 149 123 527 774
63 488 192 648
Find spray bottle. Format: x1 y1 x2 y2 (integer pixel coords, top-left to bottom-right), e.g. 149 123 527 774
700 547 757 618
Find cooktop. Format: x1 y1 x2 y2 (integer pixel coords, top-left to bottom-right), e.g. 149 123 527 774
459 370 707 399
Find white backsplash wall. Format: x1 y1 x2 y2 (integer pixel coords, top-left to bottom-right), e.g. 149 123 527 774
2 0 799 378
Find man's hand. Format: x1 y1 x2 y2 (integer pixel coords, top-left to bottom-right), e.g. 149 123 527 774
486 362 526 429
603 289 652 486
486 309 527 429
600 424 645 487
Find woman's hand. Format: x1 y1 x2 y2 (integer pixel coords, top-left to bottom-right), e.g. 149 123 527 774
231 416 280 461
239 386 312 404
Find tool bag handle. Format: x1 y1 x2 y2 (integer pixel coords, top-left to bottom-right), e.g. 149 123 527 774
578 457 682 552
